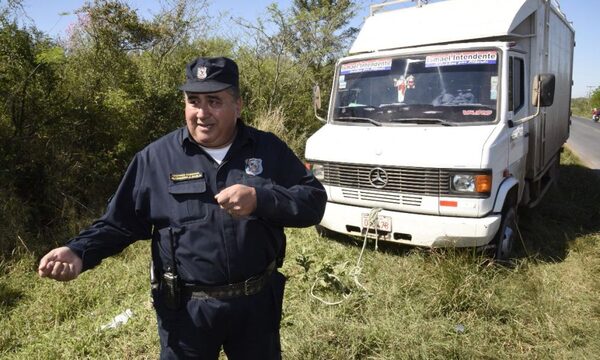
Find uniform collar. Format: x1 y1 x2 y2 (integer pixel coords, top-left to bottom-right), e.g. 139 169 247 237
180 119 255 150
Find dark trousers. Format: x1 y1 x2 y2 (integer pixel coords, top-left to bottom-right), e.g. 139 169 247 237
153 271 286 360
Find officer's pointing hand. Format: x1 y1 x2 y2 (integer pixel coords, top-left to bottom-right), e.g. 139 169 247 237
38 246 83 281
215 184 257 217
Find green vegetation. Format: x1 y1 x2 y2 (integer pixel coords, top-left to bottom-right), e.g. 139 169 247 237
0 0 357 256
572 97 592 117
571 97 590 117
2 1 600 359
591 87 600 110
2 150 599 359
571 87 600 117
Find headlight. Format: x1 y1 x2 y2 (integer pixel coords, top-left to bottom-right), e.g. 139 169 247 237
450 173 491 195
306 163 325 181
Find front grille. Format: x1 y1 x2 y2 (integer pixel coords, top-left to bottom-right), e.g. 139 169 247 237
324 162 450 196
342 188 423 206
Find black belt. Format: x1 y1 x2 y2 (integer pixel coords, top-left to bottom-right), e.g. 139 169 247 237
180 261 276 300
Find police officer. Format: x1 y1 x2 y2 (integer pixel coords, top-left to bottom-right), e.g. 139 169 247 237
37 56 327 359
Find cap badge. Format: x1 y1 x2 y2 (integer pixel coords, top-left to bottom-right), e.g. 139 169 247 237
196 66 207 80
245 158 263 176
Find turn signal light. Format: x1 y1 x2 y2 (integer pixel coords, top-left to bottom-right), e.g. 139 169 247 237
475 175 492 193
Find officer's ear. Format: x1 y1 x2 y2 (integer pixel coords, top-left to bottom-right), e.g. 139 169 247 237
235 97 243 118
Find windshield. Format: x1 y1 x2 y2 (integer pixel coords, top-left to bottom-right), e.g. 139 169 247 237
333 50 499 125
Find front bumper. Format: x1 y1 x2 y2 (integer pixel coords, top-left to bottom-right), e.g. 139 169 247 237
320 201 501 248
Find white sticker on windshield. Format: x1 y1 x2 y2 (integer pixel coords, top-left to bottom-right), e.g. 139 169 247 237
425 51 497 67
463 109 494 116
490 76 498 100
340 58 392 74
338 75 346 89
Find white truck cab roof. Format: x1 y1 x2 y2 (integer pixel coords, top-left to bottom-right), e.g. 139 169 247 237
349 0 570 54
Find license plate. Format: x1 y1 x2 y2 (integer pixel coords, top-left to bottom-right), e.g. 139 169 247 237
361 214 392 232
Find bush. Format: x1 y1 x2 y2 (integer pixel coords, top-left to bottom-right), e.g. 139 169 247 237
0 186 30 258
251 106 307 157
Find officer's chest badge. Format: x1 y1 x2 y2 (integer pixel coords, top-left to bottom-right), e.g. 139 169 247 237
245 158 263 176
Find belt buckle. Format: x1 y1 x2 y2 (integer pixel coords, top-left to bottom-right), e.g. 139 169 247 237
243 278 252 296
243 274 261 296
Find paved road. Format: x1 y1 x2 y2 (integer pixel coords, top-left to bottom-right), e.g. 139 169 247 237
566 116 600 170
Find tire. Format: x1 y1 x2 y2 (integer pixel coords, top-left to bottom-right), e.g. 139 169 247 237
493 206 518 261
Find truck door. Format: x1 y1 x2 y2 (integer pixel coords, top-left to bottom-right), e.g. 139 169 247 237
507 55 528 185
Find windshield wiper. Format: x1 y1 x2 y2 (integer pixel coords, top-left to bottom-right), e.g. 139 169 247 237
334 116 382 126
379 103 407 108
389 118 456 126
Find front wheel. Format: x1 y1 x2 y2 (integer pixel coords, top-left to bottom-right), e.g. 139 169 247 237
493 206 518 261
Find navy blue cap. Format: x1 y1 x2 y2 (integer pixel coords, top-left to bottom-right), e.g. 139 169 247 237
179 57 239 93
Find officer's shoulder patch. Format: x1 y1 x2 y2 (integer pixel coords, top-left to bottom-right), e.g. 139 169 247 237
170 171 203 182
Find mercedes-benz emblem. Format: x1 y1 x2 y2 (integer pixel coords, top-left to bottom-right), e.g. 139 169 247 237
368 167 388 188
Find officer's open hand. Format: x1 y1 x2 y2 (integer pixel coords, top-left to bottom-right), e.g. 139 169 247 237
215 184 257 217
38 246 82 281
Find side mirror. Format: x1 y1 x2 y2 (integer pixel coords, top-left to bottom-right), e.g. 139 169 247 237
312 84 322 110
511 74 555 127
532 74 555 107
312 84 326 123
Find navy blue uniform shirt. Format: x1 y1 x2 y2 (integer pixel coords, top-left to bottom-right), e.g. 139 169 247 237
66 121 326 285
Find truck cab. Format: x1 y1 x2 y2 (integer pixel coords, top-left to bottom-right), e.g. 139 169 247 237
305 0 574 259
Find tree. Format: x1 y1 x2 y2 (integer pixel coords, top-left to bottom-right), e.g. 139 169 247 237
590 87 600 110
287 0 358 72
234 1 358 154
0 0 221 256
0 0 356 257
0 5 69 253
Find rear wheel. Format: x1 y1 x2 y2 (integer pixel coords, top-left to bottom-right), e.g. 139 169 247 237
494 206 518 261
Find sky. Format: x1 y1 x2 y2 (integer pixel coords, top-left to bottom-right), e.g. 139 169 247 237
12 0 600 98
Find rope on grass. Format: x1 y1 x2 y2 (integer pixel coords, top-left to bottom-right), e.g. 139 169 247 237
309 207 382 306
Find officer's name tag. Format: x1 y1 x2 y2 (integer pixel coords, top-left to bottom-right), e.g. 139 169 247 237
170 172 204 182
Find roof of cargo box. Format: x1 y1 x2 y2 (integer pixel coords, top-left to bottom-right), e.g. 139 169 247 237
349 0 548 54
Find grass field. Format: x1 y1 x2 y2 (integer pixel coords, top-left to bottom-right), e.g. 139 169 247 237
1 149 599 359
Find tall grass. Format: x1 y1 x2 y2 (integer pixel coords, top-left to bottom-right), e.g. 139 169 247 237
1 149 599 359
251 106 308 157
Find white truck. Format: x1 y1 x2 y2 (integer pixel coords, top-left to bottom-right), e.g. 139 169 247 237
305 0 575 259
